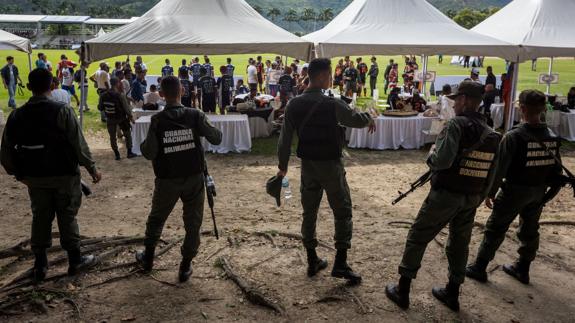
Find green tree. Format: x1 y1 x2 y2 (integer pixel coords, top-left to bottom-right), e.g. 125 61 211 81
318 8 334 22
283 9 299 22
267 7 281 21
453 8 487 29
252 5 263 15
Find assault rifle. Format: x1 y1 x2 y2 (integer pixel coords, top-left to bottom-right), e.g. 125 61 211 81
392 170 432 205
204 164 219 240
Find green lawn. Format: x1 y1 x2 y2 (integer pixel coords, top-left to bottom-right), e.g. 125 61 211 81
1 49 574 135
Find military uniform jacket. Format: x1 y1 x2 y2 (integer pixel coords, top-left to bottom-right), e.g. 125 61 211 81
488 123 562 198
429 111 502 196
141 105 222 179
1 96 97 186
98 90 132 122
277 88 373 172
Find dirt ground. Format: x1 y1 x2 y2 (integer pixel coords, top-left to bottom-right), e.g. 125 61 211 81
1 133 575 323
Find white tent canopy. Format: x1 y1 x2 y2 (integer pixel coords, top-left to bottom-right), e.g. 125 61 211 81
84 0 313 62
95 28 106 38
0 29 32 53
304 0 516 60
472 0 575 61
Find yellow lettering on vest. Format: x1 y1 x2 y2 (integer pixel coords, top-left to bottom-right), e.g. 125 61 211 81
467 151 495 161
459 168 488 178
461 159 492 170
526 159 555 167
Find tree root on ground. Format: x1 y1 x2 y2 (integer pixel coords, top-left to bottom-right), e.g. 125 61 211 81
252 231 336 251
217 256 285 315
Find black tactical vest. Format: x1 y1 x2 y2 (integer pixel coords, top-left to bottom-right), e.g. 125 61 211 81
505 125 561 186
99 90 126 121
431 114 501 195
8 98 79 178
292 98 345 161
152 107 203 179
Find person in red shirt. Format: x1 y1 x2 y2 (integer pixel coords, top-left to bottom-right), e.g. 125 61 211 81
57 55 77 81
256 56 264 93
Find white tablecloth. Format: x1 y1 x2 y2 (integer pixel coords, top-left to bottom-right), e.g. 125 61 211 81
550 110 575 142
348 114 438 150
491 103 520 129
131 114 252 155
132 107 164 119
247 112 273 138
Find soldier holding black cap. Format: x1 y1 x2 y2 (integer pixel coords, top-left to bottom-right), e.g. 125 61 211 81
386 81 502 312
135 76 222 283
466 90 563 285
276 58 375 285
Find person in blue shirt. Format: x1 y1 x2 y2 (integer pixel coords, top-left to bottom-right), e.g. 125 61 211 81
130 70 147 105
198 67 217 113
217 65 234 114
179 68 195 108
190 57 202 87
179 59 189 77
161 59 174 77
226 57 235 80
203 56 214 78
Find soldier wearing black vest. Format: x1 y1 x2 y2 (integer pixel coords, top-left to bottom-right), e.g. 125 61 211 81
277 58 375 285
386 81 501 312
135 76 222 283
1 68 102 282
98 77 136 160
466 90 563 285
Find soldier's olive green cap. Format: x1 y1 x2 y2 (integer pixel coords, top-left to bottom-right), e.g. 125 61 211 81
447 80 485 100
266 175 283 207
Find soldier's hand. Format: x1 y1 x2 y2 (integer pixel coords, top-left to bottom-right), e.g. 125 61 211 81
277 169 287 178
485 197 494 209
91 171 102 184
368 120 376 134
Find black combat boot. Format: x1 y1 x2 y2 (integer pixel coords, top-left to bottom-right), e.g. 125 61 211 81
113 149 121 161
32 249 48 283
503 260 531 284
466 258 489 283
67 249 97 276
432 281 460 312
178 258 193 283
127 150 137 159
135 246 155 273
385 276 411 309
306 248 328 277
331 249 362 285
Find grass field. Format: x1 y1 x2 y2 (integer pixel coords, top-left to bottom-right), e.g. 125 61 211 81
0 49 574 133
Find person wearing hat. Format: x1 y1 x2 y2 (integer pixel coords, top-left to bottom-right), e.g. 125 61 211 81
276 58 376 285
135 76 222 283
469 68 481 83
385 81 502 312
466 90 563 285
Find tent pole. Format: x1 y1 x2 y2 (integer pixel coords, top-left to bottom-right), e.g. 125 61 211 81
546 57 554 94
506 59 519 132
79 43 86 128
422 55 428 98
27 53 33 72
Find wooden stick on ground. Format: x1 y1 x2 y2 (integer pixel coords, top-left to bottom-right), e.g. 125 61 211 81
217 256 285 315
252 231 335 251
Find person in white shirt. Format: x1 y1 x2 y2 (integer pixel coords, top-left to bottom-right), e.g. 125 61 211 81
136 56 147 72
439 84 456 120
247 59 258 91
268 62 280 97
50 77 71 106
144 84 162 106
90 63 112 122
60 65 79 106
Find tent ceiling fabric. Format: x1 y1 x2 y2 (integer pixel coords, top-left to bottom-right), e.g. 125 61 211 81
473 0 575 61
0 29 32 53
85 0 313 62
303 0 517 60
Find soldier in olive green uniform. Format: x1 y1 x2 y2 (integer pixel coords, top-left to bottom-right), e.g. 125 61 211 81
277 58 375 285
135 76 222 283
386 81 501 312
466 90 563 285
1 68 102 282
98 77 136 160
